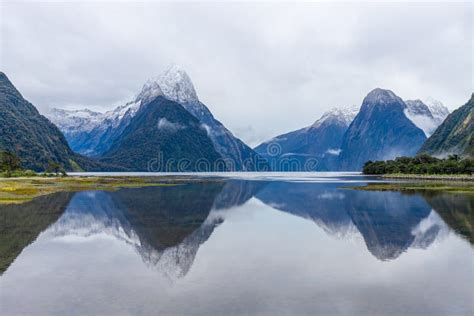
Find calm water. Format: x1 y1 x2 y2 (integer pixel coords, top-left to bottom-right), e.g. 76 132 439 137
0 173 473 315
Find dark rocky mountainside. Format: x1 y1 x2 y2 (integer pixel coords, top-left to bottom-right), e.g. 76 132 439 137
101 96 224 171
419 94 473 157
0 72 109 171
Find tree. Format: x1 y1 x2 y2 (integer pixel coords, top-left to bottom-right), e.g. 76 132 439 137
0 151 21 174
46 160 66 176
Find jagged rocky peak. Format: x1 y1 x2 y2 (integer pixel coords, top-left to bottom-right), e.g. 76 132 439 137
157 64 199 104
312 105 359 128
135 78 164 104
405 100 433 117
403 98 450 137
423 97 450 120
138 64 199 105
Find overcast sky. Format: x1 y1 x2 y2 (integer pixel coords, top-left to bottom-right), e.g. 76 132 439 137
1 1 472 146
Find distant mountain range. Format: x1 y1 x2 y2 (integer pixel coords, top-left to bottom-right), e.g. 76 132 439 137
254 105 359 171
1 67 471 172
404 98 450 137
47 65 269 171
255 88 460 171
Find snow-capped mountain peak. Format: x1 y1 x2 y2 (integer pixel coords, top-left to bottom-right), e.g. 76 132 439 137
156 64 199 104
363 88 401 106
133 64 198 106
403 98 449 137
423 97 450 121
404 100 433 118
135 79 164 105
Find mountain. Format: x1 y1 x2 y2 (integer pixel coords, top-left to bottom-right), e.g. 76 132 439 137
155 65 270 171
404 99 449 137
254 106 359 171
47 65 269 171
0 72 107 171
100 96 224 171
338 88 427 171
418 94 473 157
47 99 142 157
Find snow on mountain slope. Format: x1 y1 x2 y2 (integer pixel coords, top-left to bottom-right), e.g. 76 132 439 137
46 65 200 142
156 64 199 104
47 108 103 134
311 105 359 129
424 97 450 122
404 99 449 137
254 105 359 171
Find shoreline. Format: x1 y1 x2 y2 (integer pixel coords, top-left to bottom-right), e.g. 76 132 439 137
381 174 474 182
0 176 190 205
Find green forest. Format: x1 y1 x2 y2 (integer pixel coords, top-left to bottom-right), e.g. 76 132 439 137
363 154 474 175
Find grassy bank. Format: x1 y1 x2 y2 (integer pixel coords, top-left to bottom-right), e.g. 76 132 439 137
0 176 179 204
349 182 474 194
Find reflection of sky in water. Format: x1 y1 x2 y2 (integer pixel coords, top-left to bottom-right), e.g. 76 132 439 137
0 176 473 316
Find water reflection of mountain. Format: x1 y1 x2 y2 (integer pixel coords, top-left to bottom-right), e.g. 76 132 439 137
49 180 265 278
423 192 473 244
343 190 440 260
0 192 74 274
256 182 356 238
256 182 464 261
2 179 471 276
